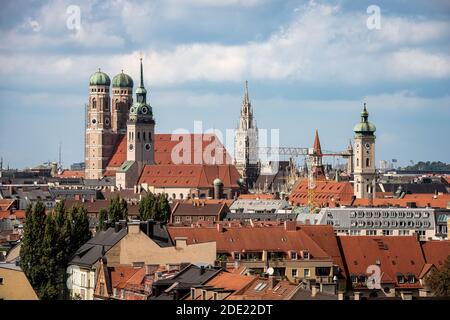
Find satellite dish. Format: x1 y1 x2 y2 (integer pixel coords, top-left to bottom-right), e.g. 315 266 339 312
267 267 274 276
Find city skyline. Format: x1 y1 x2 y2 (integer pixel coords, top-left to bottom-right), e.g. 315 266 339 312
1 0 450 168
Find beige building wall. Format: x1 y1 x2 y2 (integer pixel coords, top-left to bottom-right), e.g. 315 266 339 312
106 224 216 266
0 267 38 300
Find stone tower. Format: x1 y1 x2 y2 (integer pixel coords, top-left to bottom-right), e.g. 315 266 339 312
126 58 155 170
234 81 259 186
353 103 376 199
311 129 326 180
85 69 115 180
111 71 134 134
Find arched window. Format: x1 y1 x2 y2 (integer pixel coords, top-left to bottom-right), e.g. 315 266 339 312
148 132 152 142
115 99 119 110
143 132 146 141
92 98 97 109
172 193 176 199
366 158 370 167
356 158 359 167
137 132 140 142
180 193 184 199
356 184 359 192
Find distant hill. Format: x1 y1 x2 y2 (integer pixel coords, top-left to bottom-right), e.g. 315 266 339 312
402 161 450 172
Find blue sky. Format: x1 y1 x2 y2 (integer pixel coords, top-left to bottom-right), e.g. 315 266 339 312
0 0 449 169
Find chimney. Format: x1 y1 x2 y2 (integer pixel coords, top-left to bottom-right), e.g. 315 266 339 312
200 265 206 275
268 276 278 289
175 237 187 249
284 220 297 231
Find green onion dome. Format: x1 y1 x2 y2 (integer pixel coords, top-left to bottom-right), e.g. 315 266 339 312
89 69 110 86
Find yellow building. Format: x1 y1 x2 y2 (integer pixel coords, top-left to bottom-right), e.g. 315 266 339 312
0 263 38 300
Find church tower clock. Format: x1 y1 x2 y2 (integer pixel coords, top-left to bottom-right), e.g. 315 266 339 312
126 58 155 169
353 103 376 199
85 69 114 180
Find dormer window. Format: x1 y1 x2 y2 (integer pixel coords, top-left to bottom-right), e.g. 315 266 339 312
407 273 416 284
397 274 405 284
291 251 298 260
302 251 310 260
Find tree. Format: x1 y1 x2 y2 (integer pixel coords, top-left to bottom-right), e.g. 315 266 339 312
426 255 450 296
20 201 93 300
139 193 155 221
97 208 108 231
108 196 128 224
20 202 47 288
40 213 59 300
155 194 171 222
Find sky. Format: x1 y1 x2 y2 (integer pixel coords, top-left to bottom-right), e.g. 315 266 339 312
0 0 449 169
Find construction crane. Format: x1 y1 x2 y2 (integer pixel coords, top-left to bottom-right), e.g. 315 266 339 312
253 146 353 213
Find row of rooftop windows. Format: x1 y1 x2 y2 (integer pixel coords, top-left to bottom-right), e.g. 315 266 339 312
345 211 431 219
344 219 431 228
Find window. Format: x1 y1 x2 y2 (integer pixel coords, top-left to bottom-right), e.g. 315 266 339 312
81 273 86 287
0 277 4 285
351 275 358 283
99 283 104 296
366 158 370 167
175 216 181 223
92 98 97 109
291 251 298 260
366 230 377 236
303 269 310 278
302 251 310 260
291 269 298 278
186 216 192 222
408 275 416 284
397 275 405 284
198 216 205 221
399 230 409 236
382 230 393 236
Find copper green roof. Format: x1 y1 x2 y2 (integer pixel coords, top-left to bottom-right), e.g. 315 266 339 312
112 71 134 88
354 103 376 135
89 69 110 86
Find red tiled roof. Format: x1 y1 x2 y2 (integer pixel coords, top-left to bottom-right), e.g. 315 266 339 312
229 278 299 300
0 199 14 211
55 170 84 178
289 180 354 207
421 241 450 270
338 236 425 288
138 164 241 188
205 271 256 292
168 224 337 260
105 133 233 176
0 210 25 220
109 266 141 289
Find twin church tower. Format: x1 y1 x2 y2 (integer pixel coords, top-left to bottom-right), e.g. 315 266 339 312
85 59 377 200
85 58 154 180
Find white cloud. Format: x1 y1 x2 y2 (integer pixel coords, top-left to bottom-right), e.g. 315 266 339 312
109 2 450 85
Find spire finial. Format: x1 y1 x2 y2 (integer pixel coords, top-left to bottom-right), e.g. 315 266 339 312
140 57 144 88
245 80 249 101
98 67 101 72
